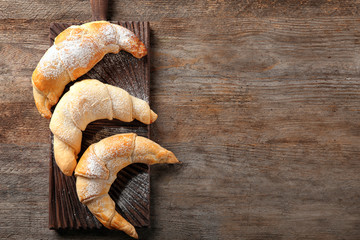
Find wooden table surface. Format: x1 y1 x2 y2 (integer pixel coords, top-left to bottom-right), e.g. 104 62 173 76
1 0 359 239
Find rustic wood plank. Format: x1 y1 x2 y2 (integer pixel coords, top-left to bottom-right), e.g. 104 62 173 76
0 0 360 20
48 21 151 230
0 0 360 239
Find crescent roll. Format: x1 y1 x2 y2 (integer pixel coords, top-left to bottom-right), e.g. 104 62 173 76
32 21 147 119
50 79 158 176
75 133 179 239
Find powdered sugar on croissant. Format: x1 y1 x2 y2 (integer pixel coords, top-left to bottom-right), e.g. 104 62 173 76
75 133 179 239
50 79 157 176
32 21 147 119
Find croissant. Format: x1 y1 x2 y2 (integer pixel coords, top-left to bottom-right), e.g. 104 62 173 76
75 133 179 238
50 79 157 176
32 21 147 119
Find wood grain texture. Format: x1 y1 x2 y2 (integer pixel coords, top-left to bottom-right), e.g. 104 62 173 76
1 0 360 239
90 0 109 21
48 22 151 230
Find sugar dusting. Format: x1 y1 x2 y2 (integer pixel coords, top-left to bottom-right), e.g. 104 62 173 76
55 22 140 80
37 45 65 79
57 36 99 80
51 80 155 174
81 178 109 201
34 21 146 113
77 134 135 201
76 133 178 232
77 134 175 202
68 80 113 131
112 24 134 51
84 149 108 178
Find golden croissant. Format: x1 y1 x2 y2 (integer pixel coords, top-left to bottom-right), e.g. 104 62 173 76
75 133 179 238
50 79 157 176
32 21 147 119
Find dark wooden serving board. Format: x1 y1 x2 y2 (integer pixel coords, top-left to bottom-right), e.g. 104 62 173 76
48 21 151 230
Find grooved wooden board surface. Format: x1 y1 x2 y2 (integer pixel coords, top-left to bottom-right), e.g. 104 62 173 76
48 22 151 230
1 1 360 239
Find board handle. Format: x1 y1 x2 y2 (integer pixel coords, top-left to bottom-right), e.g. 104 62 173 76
90 0 108 21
